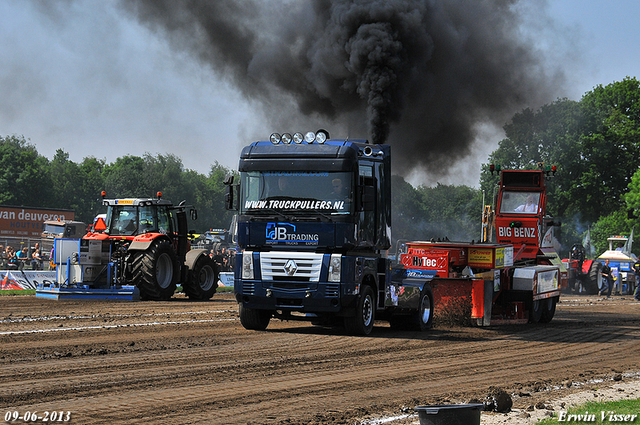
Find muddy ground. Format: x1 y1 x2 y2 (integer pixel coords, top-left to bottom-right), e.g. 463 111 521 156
1 292 639 424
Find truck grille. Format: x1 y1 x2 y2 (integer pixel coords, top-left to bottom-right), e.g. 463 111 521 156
260 252 323 282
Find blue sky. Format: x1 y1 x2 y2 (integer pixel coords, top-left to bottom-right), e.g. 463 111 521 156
0 0 638 187
546 0 640 98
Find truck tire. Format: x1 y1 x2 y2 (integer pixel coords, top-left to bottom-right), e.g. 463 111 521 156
529 299 543 323
586 261 603 295
131 240 178 301
239 304 271 331
183 254 218 300
344 285 375 335
413 285 434 330
540 297 557 323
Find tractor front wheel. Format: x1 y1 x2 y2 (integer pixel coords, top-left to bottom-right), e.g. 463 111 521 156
131 240 178 300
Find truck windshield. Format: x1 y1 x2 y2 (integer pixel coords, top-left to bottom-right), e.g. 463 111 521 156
43 223 66 237
499 191 541 214
240 171 353 215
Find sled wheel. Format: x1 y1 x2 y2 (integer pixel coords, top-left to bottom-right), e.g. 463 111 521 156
529 299 543 323
540 297 557 323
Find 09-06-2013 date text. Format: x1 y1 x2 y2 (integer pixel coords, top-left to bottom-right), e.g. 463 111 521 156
4 411 71 422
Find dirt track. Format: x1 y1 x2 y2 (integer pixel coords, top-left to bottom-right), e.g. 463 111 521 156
1 292 639 424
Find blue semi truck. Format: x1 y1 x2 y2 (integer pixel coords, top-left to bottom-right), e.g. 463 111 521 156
224 130 437 335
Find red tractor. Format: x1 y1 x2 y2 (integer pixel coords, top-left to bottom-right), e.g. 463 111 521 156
79 192 218 300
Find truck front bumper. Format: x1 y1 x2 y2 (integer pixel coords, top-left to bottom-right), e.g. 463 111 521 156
234 280 357 314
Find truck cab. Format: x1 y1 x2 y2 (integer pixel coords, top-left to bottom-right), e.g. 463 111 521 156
226 131 413 335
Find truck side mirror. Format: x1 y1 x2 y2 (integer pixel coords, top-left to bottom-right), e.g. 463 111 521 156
225 186 237 211
190 208 198 221
224 175 238 211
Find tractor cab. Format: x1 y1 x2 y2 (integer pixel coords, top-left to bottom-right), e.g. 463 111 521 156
493 168 554 262
103 199 174 237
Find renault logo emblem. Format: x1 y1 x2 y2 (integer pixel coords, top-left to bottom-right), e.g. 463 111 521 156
284 259 298 276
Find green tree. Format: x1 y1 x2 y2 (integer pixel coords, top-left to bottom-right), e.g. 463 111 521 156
49 150 106 223
390 175 482 246
391 175 424 247
568 77 640 223
590 209 632 254
480 98 582 219
0 135 52 206
103 155 148 198
416 183 483 241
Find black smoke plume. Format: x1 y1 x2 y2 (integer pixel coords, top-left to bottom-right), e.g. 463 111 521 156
124 0 565 179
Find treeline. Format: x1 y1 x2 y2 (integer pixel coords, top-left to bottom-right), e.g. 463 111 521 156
2 77 640 256
0 140 237 233
480 77 640 255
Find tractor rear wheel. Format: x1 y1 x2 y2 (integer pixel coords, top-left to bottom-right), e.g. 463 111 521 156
586 261 603 294
183 254 218 300
131 240 178 300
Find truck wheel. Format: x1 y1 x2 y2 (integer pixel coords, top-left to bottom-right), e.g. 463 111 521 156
239 304 271 331
540 297 557 323
183 254 218 300
132 240 178 301
587 261 603 295
529 299 543 323
344 285 375 335
409 285 434 331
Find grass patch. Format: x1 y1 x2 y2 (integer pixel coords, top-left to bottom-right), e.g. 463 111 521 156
216 286 234 293
537 398 640 424
1 287 233 297
0 289 36 296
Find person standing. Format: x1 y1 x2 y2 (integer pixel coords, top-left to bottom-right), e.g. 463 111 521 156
600 259 613 297
633 259 640 302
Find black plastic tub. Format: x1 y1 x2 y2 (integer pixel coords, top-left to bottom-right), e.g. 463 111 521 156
414 403 483 425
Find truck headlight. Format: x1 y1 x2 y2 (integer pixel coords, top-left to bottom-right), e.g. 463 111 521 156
328 254 341 282
242 251 254 279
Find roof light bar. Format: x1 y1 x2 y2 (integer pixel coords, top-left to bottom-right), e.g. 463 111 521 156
269 130 331 144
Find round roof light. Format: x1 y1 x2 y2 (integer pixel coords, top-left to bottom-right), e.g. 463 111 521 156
293 132 304 144
304 131 316 144
315 129 329 144
281 133 292 144
270 133 282 144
